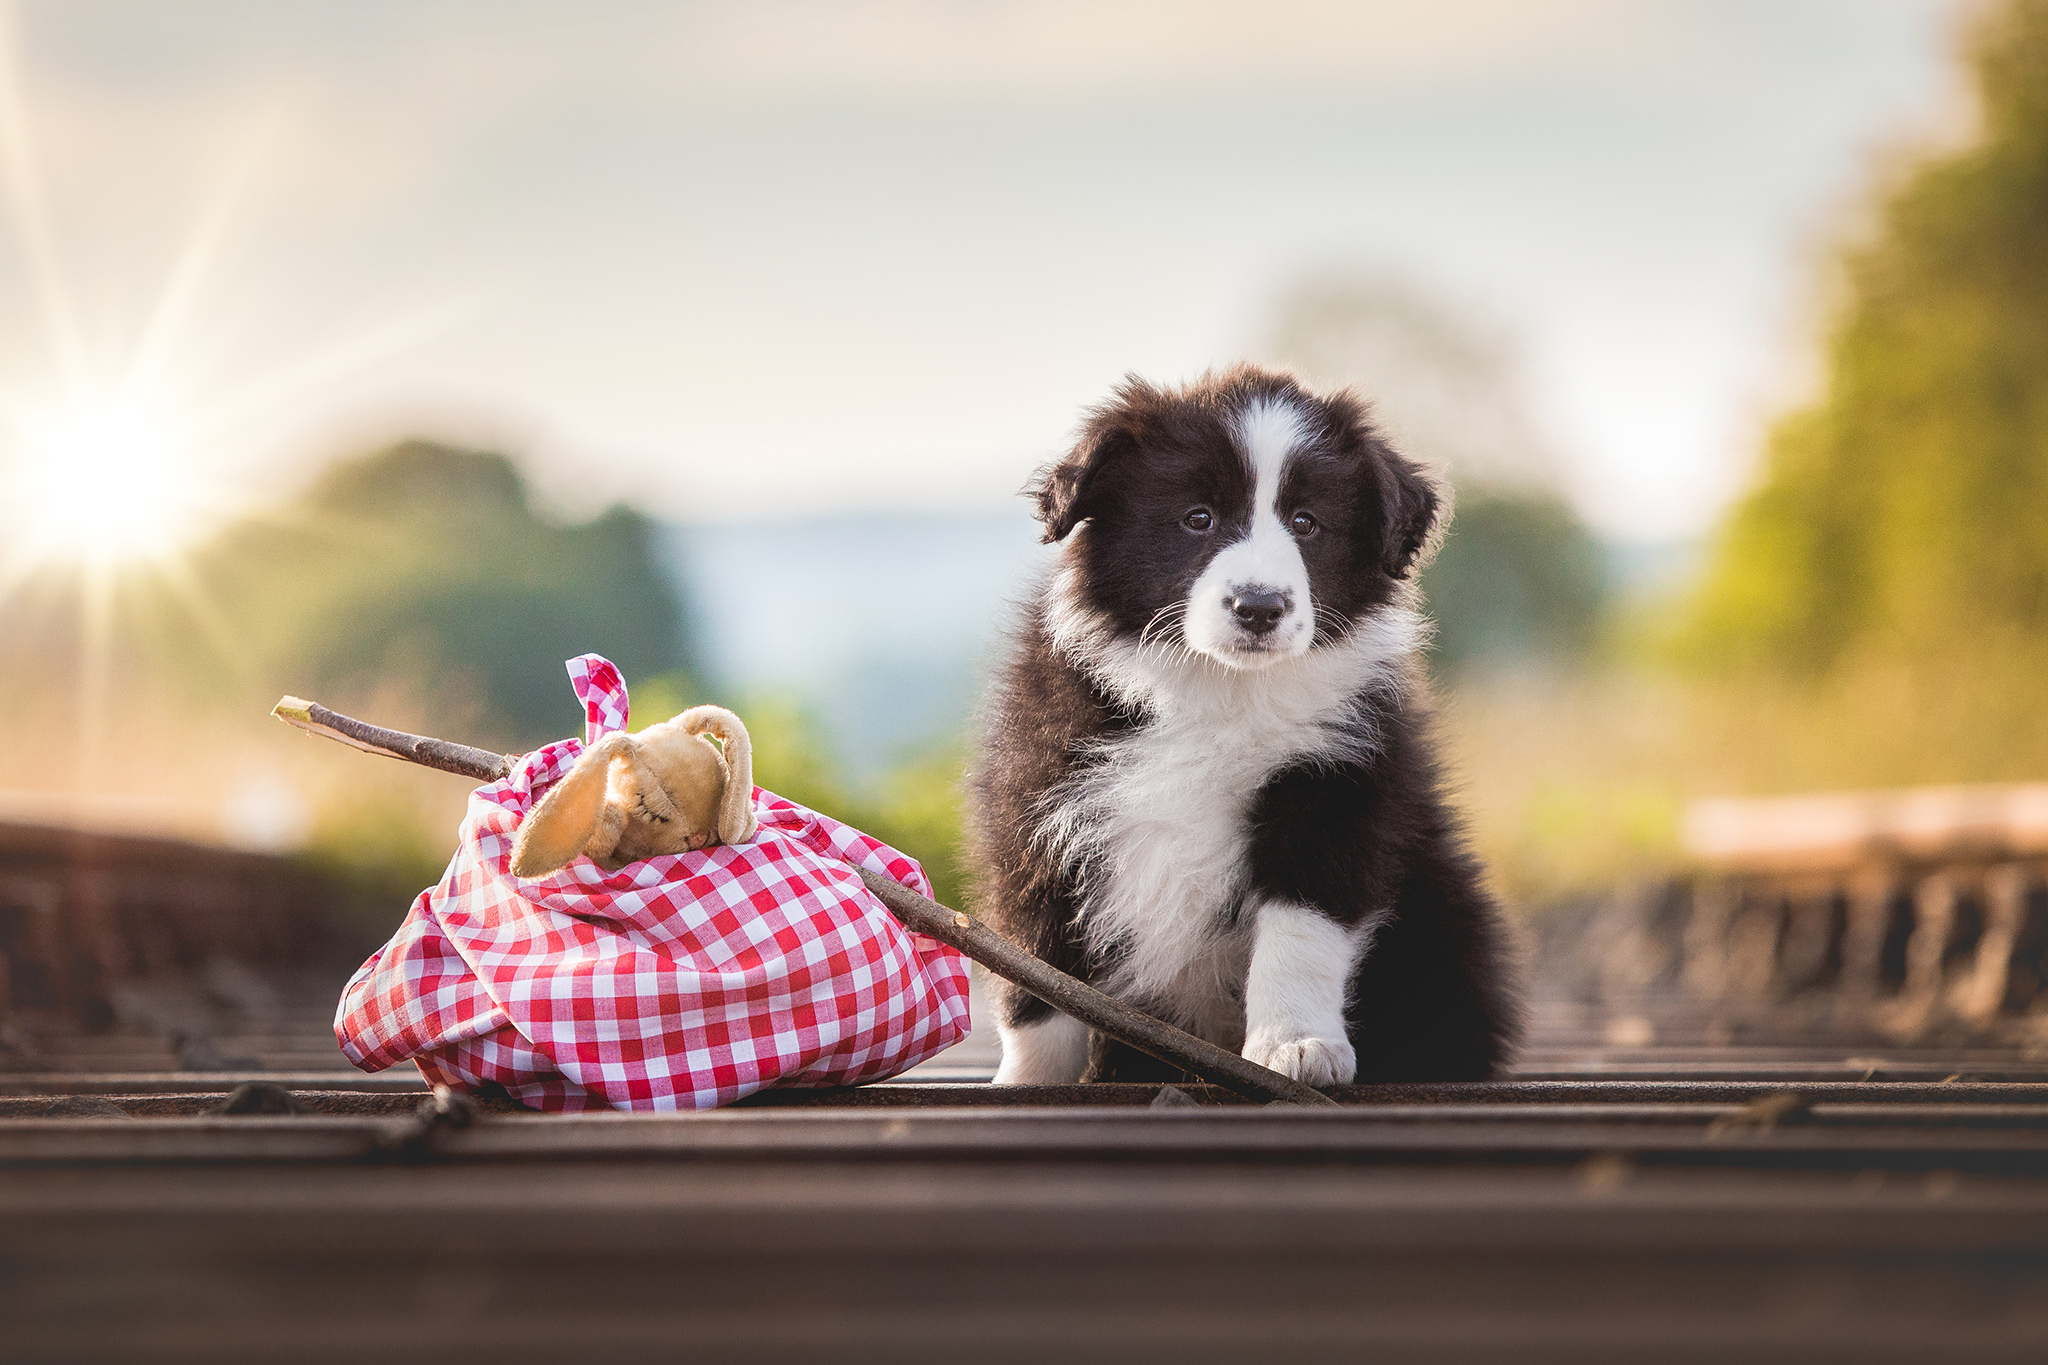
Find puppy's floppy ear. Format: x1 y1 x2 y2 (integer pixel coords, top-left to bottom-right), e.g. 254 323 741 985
1334 391 1441 580
1029 375 1155 544
681 705 757 845
510 733 631 878
1372 441 1441 580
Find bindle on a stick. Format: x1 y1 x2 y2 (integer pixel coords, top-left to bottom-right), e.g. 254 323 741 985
272 697 1342 1107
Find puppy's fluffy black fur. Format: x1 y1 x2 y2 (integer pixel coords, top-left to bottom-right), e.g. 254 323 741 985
969 366 1521 1083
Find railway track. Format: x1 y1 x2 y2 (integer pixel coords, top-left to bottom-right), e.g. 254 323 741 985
4 1040 2047 1362
6 821 2048 1360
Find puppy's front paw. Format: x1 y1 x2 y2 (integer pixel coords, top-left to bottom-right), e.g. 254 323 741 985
1242 1033 1356 1087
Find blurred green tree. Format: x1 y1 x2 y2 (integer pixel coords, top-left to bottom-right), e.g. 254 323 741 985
1684 0 2048 670
1427 490 1608 672
201 440 695 747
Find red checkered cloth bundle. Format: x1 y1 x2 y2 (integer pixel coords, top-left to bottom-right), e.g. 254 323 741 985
334 654 972 1111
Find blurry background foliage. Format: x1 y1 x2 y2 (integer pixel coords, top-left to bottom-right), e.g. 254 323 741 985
197 441 696 749
1683 0 2048 678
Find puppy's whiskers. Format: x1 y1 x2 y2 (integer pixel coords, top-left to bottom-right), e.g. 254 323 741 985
1137 601 1181 648
1313 601 1356 646
1137 600 1192 664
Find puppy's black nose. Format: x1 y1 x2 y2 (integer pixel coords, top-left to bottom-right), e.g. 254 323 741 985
1227 587 1290 635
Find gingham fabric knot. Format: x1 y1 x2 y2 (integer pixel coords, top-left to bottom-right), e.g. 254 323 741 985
332 655 972 1111
567 653 630 743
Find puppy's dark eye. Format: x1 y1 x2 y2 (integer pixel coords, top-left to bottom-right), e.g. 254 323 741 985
1182 507 1214 533
1289 511 1318 538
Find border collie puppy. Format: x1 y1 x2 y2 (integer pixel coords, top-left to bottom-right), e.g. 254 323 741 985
969 366 1521 1086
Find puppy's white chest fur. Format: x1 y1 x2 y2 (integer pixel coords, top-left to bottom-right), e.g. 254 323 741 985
1063 710 1264 1037
1037 611 1422 1040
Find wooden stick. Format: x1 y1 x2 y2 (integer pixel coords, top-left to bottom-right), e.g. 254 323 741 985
272 698 516 784
852 868 1338 1106
272 697 1341 1108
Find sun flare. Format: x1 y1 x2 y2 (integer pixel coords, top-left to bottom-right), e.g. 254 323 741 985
2 391 203 566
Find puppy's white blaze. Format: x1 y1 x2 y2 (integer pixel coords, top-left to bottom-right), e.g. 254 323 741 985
1242 901 1373 1087
994 1011 1089 1085
1184 396 1315 669
1233 394 1309 485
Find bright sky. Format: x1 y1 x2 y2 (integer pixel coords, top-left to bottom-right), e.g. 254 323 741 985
0 0 1965 544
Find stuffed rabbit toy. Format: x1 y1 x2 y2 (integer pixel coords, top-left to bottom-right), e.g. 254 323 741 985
510 705 756 878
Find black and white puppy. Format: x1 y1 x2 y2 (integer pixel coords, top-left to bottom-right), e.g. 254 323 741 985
969 365 1521 1086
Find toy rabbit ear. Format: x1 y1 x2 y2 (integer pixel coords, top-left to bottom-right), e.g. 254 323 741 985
510 734 630 878
682 705 757 845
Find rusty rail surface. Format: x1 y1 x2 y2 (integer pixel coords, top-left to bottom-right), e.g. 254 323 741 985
4 1065 2048 1361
